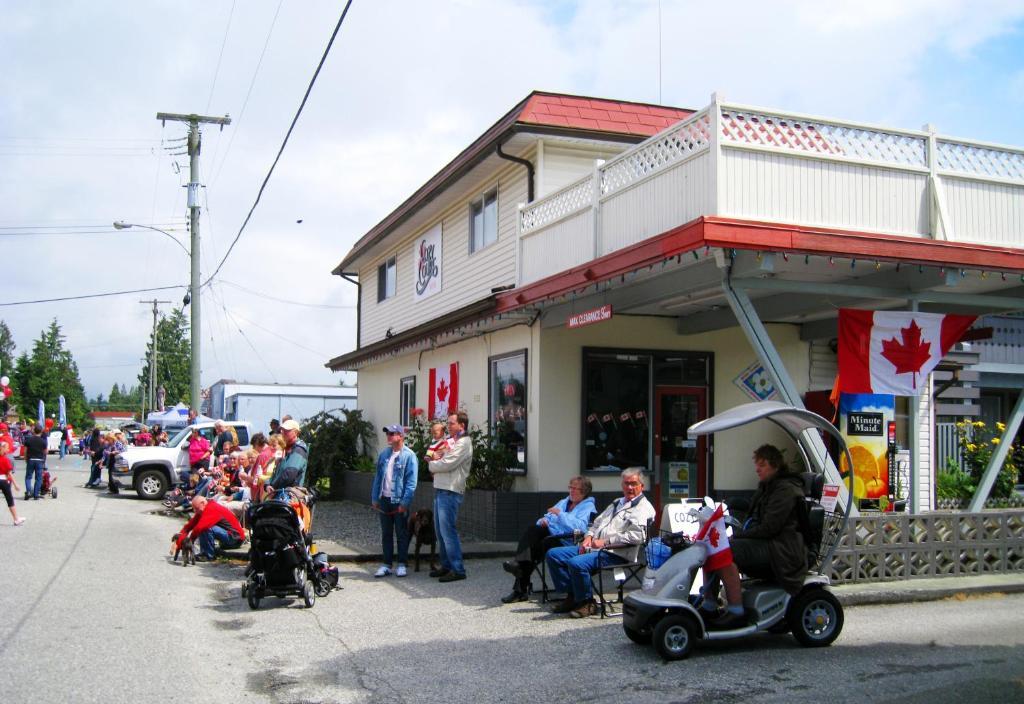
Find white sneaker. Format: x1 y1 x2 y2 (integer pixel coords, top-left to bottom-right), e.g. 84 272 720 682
396 564 407 577
374 565 392 578
13 517 25 526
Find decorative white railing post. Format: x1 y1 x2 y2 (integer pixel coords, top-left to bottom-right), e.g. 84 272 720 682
591 158 604 259
925 123 952 241
708 92 723 216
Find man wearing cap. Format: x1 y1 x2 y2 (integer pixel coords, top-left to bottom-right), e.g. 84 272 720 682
428 411 473 582
371 424 418 578
266 419 308 494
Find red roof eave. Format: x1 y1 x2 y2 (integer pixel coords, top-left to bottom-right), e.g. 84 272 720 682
496 216 1024 313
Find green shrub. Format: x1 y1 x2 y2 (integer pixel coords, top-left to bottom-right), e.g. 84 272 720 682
300 409 376 498
955 421 1019 500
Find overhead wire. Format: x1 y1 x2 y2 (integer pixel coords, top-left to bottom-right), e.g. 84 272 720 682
221 305 330 359
220 303 278 383
0 284 187 307
203 0 354 286
205 0 237 114
218 279 355 309
209 0 284 187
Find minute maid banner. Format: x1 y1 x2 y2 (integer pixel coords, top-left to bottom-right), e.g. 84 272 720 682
839 393 894 503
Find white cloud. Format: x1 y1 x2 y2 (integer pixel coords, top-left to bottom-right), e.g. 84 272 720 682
0 0 1021 400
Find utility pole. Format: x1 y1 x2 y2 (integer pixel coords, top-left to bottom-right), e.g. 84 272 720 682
141 299 170 419
155 111 231 416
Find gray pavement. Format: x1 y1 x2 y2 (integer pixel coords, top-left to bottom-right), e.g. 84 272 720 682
3 455 1024 704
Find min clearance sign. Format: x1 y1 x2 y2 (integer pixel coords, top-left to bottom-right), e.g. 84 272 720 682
567 304 613 329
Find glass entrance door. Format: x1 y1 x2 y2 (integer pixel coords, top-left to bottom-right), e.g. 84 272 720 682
653 386 707 514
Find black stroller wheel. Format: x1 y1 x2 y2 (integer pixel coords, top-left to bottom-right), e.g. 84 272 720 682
314 579 330 597
302 580 316 608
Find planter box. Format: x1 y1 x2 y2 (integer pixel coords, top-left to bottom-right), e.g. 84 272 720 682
337 470 619 541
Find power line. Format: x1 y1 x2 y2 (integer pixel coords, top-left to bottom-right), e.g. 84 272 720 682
0 284 187 307
210 0 284 187
218 279 355 309
221 305 330 359
206 0 237 113
203 0 355 286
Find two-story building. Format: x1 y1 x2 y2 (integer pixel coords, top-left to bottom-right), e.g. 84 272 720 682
328 91 1024 524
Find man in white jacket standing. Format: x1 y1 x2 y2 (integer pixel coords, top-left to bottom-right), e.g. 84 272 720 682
428 410 472 582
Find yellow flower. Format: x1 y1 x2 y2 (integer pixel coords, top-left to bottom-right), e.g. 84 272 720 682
992 437 1000 445
974 421 986 428
997 422 1007 432
967 443 977 452
956 422 966 429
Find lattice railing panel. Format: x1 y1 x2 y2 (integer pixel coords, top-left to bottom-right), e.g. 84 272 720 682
519 175 593 234
825 510 1024 583
937 140 1024 182
601 112 711 196
720 108 927 167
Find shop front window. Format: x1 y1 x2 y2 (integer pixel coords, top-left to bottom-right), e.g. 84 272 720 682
583 353 651 473
489 350 527 475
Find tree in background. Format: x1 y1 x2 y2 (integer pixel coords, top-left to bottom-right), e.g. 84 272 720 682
10 319 90 427
138 308 191 408
0 320 14 379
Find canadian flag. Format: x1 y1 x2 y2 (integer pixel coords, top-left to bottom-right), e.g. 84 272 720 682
428 363 459 420
838 310 976 396
694 503 733 571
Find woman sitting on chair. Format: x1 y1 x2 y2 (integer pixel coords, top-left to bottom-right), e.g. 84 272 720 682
500 475 596 604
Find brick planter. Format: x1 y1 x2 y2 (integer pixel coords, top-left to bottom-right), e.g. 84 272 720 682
338 470 619 541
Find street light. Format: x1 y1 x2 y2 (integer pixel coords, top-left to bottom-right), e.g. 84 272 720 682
112 221 190 257
113 220 201 416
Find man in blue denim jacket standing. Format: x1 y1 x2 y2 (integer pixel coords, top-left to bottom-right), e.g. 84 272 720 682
372 424 418 578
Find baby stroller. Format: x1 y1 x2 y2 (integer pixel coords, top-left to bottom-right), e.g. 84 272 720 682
244 500 334 609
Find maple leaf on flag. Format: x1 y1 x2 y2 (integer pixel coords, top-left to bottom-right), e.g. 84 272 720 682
880 319 931 388
437 378 449 402
708 525 720 548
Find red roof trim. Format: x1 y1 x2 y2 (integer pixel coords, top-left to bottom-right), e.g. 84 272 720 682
496 217 1024 313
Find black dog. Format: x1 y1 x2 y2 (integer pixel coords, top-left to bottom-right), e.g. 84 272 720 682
408 509 437 573
173 535 196 566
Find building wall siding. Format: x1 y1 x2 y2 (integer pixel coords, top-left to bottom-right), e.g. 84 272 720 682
720 149 929 237
943 177 1024 246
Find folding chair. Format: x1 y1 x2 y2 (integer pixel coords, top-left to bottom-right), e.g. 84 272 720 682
591 521 652 618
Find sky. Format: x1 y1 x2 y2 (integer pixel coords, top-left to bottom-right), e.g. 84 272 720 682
1 0 1023 402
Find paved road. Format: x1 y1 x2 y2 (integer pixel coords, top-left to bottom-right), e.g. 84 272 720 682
2 455 1023 704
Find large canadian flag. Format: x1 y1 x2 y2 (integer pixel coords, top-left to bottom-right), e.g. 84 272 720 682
838 310 976 396
694 503 733 571
428 362 459 420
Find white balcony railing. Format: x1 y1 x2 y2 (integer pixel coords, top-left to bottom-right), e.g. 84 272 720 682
516 95 1024 286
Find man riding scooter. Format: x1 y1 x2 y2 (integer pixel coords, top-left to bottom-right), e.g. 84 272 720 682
700 443 806 629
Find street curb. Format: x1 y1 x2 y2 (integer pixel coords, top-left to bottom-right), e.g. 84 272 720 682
221 547 517 563
834 580 1024 607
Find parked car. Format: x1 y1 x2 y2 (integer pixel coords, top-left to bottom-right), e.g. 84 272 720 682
111 421 252 500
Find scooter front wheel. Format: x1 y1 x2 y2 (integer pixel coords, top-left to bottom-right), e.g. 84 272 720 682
653 614 697 661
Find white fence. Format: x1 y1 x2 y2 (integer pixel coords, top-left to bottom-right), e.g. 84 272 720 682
517 96 1024 286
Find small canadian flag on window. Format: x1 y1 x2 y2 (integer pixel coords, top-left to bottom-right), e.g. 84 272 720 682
428 363 459 420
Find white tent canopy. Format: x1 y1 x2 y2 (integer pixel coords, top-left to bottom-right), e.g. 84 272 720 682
145 403 212 428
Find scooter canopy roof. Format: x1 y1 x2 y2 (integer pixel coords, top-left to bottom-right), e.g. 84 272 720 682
687 401 845 448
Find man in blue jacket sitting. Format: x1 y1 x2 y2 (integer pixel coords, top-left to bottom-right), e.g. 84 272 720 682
371 423 418 578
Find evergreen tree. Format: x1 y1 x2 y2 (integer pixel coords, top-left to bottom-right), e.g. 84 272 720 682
138 308 191 408
0 320 14 379
13 319 90 427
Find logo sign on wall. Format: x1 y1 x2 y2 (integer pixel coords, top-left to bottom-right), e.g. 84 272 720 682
413 223 442 301
733 361 777 402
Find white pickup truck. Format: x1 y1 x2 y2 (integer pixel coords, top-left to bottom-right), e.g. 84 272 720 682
112 421 252 500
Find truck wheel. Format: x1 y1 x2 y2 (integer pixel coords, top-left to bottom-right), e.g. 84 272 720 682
653 614 697 661
788 588 843 647
135 469 169 500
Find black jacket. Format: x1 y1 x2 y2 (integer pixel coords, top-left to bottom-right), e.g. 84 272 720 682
733 469 807 593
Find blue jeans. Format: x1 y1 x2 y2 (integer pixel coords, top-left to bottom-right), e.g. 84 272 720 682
546 545 626 604
59 443 67 459
25 459 44 498
87 460 103 486
434 489 464 575
378 497 410 566
198 525 242 558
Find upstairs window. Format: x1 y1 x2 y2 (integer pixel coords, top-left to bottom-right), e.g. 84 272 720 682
377 256 396 302
469 188 498 253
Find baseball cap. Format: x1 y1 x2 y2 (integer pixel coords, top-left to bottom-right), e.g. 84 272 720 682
382 424 405 436
280 419 301 432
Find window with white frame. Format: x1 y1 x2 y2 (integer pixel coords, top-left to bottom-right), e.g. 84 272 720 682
469 188 498 253
377 255 396 302
400 376 416 427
